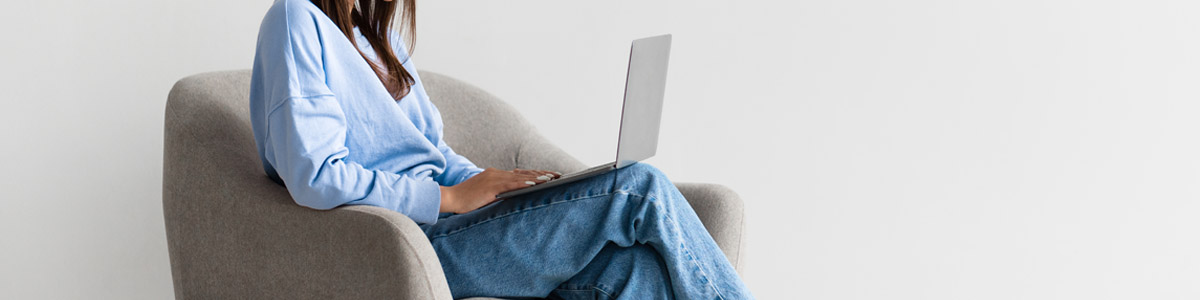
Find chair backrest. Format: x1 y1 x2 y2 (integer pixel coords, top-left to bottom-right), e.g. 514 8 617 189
418 71 537 170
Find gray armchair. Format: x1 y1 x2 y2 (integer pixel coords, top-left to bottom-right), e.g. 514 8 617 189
162 70 746 299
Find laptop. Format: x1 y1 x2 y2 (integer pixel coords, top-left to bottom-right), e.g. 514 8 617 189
496 34 672 199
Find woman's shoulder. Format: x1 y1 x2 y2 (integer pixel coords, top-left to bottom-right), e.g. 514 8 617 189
260 0 328 36
252 0 337 103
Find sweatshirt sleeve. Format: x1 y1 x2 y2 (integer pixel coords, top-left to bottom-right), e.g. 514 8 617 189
265 97 442 224
253 1 441 224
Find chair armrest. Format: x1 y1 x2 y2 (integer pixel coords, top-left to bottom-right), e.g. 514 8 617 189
330 205 456 300
164 176 453 300
675 182 747 274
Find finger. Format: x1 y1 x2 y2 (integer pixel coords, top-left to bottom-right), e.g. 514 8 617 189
510 171 542 179
511 175 539 184
511 174 542 187
506 173 538 182
501 180 531 192
535 170 560 179
515 175 543 184
522 174 550 183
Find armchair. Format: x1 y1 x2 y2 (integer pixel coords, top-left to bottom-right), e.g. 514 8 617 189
162 70 745 299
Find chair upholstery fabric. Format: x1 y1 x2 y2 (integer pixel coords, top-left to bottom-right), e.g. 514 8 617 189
162 70 745 299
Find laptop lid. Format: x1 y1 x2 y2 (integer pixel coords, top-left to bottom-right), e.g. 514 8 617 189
614 34 672 168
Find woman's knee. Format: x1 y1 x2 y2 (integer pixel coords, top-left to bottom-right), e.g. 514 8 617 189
614 163 692 209
624 162 664 176
612 163 669 194
616 163 670 186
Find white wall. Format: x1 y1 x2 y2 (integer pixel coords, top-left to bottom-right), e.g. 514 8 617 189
0 1 272 298
2 0 1198 299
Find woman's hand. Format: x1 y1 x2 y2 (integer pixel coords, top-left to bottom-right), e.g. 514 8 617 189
439 168 561 214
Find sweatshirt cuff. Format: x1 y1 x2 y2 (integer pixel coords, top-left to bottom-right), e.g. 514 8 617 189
405 179 443 225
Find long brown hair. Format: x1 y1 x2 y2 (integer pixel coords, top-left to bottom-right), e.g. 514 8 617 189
311 0 416 100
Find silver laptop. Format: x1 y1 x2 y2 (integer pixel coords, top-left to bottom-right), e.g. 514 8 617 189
497 34 672 199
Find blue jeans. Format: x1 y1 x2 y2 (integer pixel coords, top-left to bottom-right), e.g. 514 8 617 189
420 163 753 299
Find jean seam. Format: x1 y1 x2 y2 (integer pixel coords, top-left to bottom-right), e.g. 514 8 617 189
429 192 614 240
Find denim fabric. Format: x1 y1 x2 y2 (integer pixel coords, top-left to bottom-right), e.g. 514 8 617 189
420 163 753 299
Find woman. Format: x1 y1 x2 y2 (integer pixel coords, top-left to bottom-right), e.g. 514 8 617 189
249 0 753 298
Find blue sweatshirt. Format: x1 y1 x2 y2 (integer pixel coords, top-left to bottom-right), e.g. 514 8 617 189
249 0 482 224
